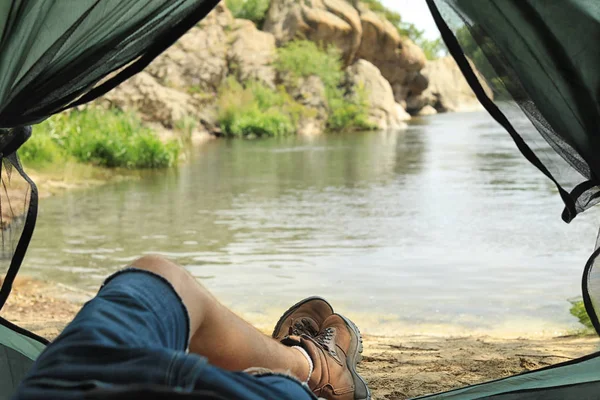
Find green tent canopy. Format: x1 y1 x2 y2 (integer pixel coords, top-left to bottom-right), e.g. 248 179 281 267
0 1 217 398
420 0 600 398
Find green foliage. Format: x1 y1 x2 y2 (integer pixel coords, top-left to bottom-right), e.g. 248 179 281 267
398 21 447 60
217 78 306 137
418 38 447 61
327 84 374 132
276 40 372 132
570 300 594 331
19 131 66 166
21 108 179 169
175 115 198 139
225 0 270 27
275 40 343 89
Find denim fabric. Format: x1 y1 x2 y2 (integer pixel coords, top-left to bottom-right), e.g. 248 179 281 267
13 269 315 400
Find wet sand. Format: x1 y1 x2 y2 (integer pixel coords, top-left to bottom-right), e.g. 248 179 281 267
2 277 598 400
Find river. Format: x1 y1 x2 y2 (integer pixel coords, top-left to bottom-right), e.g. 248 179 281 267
23 111 600 337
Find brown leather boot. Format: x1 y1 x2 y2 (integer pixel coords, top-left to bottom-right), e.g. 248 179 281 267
282 314 371 400
272 296 334 340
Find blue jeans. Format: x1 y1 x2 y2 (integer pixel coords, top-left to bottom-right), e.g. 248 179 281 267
13 269 316 400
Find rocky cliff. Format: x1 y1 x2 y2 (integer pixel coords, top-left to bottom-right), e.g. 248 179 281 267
98 1 489 138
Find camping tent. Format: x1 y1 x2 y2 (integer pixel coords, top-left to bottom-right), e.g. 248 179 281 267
0 1 218 398
1 0 600 399
414 0 600 398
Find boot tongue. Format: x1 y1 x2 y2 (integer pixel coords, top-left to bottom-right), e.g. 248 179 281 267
280 335 303 347
291 318 319 336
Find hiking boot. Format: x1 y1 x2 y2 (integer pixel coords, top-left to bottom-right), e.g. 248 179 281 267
272 296 334 340
282 314 371 400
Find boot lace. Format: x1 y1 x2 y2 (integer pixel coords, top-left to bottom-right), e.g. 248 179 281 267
314 327 337 357
290 318 319 336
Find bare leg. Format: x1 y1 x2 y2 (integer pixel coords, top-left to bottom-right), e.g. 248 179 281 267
130 255 310 380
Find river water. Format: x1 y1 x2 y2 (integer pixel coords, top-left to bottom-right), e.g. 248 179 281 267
23 111 600 337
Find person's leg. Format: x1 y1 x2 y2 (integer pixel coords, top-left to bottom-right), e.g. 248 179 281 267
129 255 311 380
14 262 316 400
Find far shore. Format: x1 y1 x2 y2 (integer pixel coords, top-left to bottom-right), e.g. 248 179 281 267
2 276 598 400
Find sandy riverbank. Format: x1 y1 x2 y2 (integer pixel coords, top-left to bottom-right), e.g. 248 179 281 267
1 277 598 400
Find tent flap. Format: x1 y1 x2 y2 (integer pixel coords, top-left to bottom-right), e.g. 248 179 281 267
426 0 600 339
0 0 218 311
427 0 600 223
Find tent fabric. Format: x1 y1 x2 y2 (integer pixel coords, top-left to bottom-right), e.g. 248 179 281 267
413 351 600 400
0 149 37 311
0 317 47 400
422 2 600 398
0 0 219 128
425 0 600 336
426 0 600 225
0 0 219 311
0 1 218 395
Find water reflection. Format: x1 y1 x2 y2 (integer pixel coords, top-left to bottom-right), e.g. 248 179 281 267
23 111 600 336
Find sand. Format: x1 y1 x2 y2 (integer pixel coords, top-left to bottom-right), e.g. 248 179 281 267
1 277 598 400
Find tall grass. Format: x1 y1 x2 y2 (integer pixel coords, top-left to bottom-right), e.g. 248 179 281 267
217 78 310 137
20 108 179 169
275 40 373 131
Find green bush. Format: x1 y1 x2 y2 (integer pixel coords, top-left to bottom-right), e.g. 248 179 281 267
276 40 373 131
327 85 373 131
217 78 305 137
225 0 270 27
570 300 594 331
21 108 179 169
275 41 343 89
19 131 67 166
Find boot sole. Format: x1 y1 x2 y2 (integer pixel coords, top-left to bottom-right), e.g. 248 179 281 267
338 314 371 400
271 296 334 338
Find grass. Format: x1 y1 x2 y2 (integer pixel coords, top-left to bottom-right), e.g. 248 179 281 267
570 300 594 334
225 0 270 27
275 40 373 132
20 108 179 169
216 77 310 137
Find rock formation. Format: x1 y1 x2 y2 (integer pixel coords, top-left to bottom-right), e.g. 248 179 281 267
227 19 277 88
345 60 410 130
263 0 362 65
406 56 493 114
97 1 489 137
355 6 426 102
145 3 233 93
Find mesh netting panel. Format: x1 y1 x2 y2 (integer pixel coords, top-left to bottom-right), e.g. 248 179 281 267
0 1 219 311
583 239 600 335
429 0 600 223
0 159 29 262
426 0 600 335
0 153 37 310
0 0 219 128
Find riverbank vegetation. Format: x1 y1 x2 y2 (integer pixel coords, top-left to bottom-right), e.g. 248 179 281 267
570 300 595 335
275 40 372 132
217 78 307 137
20 108 179 169
217 40 372 137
